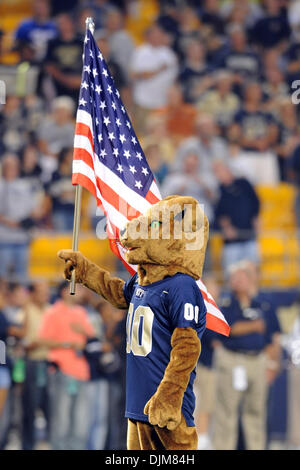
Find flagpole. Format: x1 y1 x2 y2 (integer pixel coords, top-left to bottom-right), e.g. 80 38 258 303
70 17 95 295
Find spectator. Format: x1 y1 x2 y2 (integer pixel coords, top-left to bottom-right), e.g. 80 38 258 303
179 38 212 104
243 261 282 386
37 96 75 181
283 14 300 86
175 113 229 192
98 301 126 450
162 151 215 223
290 142 300 228
229 81 279 185
175 5 202 57
143 142 169 186
213 160 260 276
46 147 75 232
196 70 240 130
262 66 289 114
0 96 27 155
0 29 4 62
2 283 29 326
130 23 178 134
141 113 176 165
274 98 300 181
43 13 82 100
220 0 264 29
0 154 46 281
217 23 261 81
21 280 50 450
20 144 43 190
0 290 25 450
75 291 111 451
154 83 197 144
212 261 271 450
198 0 225 36
14 0 57 64
281 297 300 448
250 0 290 50
38 282 95 450
104 7 135 81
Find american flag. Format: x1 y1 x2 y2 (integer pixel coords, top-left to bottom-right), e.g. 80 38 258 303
72 28 230 337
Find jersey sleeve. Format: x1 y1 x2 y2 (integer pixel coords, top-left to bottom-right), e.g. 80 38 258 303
167 277 207 337
123 273 138 306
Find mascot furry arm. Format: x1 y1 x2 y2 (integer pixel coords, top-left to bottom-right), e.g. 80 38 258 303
58 195 208 444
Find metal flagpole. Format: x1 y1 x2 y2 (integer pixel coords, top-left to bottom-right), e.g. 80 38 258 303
70 17 95 295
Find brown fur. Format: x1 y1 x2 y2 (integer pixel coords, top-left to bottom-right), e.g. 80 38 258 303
58 195 209 450
127 415 198 450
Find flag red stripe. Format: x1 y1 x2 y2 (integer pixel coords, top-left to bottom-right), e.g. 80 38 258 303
73 147 94 170
75 122 94 151
72 172 103 209
206 312 230 337
145 189 160 205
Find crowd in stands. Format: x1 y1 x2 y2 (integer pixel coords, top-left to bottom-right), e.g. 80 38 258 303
1 0 300 450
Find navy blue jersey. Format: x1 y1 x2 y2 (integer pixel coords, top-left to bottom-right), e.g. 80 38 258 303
123 273 207 426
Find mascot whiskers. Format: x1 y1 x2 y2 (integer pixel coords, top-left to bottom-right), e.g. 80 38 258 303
58 195 209 450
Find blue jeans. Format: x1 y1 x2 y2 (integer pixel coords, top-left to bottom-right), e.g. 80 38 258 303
222 240 260 276
22 360 49 450
52 210 74 232
48 370 89 450
86 379 110 450
0 242 29 281
0 367 10 389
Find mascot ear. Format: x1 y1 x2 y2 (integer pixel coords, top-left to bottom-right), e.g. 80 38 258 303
174 209 186 223
173 201 206 233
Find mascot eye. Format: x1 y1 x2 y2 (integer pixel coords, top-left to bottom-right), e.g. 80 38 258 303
150 220 162 229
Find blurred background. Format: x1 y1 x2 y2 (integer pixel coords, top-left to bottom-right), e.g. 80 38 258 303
0 0 300 451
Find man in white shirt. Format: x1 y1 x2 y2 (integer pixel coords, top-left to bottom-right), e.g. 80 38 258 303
130 23 178 134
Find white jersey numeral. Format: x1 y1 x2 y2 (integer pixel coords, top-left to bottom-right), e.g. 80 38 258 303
126 304 154 357
184 303 199 323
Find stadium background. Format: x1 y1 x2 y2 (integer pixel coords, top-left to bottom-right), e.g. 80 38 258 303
0 0 300 450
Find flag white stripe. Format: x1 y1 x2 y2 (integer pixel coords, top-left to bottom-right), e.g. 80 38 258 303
149 181 161 199
74 135 95 161
75 109 94 137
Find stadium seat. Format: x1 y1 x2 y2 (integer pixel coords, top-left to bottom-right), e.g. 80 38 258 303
29 235 116 281
125 0 159 44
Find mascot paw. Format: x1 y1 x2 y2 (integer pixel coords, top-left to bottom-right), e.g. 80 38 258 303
144 382 183 431
57 249 89 284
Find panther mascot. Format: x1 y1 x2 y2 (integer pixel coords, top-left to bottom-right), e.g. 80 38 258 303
58 195 209 450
